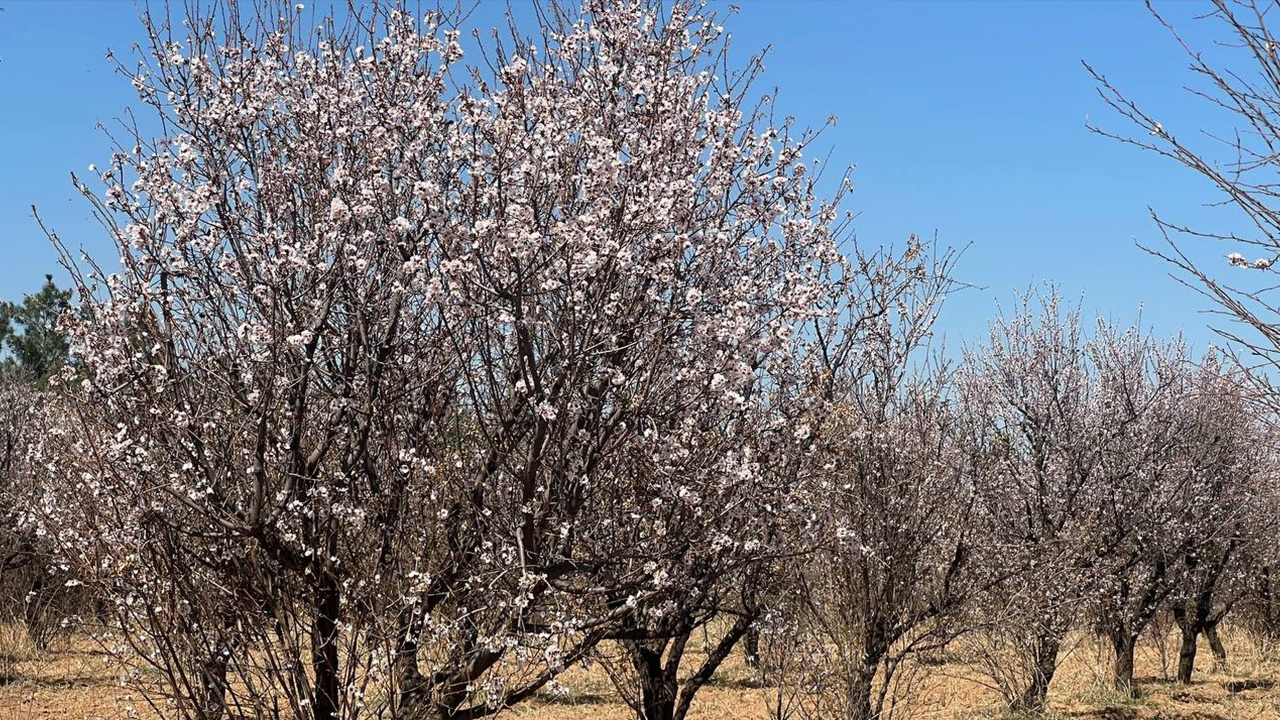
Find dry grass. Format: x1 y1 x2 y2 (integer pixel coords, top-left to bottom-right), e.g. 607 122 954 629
0 626 1277 719
0 628 141 720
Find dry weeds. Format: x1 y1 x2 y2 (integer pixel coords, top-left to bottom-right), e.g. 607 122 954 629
0 626 1277 719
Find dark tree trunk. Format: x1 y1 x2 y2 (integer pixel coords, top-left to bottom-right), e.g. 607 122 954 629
313 573 342 720
618 611 755 720
1014 632 1061 714
843 632 891 720
639 678 677 720
1204 621 1227 671
1111 630 1137 695
1176 622 1198 684
626 638 679 720
1172 603 1200 684
197 617 237 720
395 625 428 712
671 615 754 720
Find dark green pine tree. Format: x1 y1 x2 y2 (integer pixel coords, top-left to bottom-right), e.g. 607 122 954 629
0 274 71 385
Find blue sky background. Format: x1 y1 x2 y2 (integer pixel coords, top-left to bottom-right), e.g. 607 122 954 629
0 1 1261 353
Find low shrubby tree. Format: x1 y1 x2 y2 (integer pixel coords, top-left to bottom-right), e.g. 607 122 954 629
770 238 974 720
953 291 1268 707
1089 0 1280 681
956 291 1108 714
1087 328 1204 695
1230 443 1280 656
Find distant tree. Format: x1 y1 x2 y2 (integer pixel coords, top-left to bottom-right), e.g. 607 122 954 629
0 275 75 650
1088 0 1280 686
0 274 70 384
1088 328 1199 696
1160 357 1263 683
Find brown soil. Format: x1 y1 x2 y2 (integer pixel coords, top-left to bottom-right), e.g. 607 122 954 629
1 629 1278 719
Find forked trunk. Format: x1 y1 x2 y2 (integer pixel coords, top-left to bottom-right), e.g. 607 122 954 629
628 640 678 720
639 677 677 720
394 630 428 712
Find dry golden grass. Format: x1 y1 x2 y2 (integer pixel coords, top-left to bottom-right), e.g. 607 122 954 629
1 626 1278 719
0 631 141 720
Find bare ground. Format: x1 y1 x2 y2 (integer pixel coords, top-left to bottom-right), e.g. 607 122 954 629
1 628 1278 719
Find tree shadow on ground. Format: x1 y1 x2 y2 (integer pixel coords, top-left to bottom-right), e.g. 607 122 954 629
700 674 769 690
532 690 616 707
1223 677 1273 694
1064 707 1140 720
0 673 113 689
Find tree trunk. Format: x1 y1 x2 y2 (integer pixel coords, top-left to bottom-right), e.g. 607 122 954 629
1014 632 1061 714
313 574 342 720
1111 631 1137 696
395 626 428 712
639 677 677 720
1205 621 1227 671
1172 604 1200 684
1176 622 1198 684
671 613 754 720
197 616 238 720
628 640 678 720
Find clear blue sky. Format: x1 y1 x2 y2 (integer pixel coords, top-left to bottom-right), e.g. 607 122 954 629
0 1 1255 352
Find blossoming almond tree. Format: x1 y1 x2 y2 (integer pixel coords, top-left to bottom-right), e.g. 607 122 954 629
1086 0 1280 692
0 281 81 652
1165 356 1265 683
956 290 1108 715
954 292 1207 706
768 237 971 720
1086 324 1198 695
28 2 854 719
